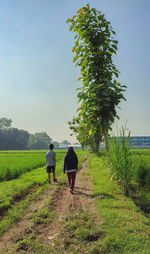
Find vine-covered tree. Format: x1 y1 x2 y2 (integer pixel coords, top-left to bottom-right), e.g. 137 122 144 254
67 4 126 154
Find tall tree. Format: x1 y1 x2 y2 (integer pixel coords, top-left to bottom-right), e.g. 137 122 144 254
67 4 126 154
27 132 51 150
0 117 12 129
0 128 29 150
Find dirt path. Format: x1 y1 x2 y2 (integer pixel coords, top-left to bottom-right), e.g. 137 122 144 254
0 159 102 254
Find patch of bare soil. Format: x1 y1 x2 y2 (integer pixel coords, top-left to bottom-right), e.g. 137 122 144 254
0 159 101 253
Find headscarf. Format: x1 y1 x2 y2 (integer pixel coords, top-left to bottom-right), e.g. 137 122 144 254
65 147 78 163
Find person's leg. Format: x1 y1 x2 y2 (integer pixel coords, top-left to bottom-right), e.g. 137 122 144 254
48 173 51 183
67 172 71 187
47 166 51 183
53 166 57 182
70 172 76 190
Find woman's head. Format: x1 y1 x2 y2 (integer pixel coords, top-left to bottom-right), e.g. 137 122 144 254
68 146 74 152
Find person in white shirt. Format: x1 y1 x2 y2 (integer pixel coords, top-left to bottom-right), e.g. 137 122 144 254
46 144 57 183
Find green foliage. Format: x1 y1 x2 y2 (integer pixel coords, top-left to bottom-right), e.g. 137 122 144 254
108 128 133 195
0 118 52 150
135 159 149 186
131 150 150 187
52 141 60 148
0 117 12 129
68 119 101 154
145 171 150 186
0 127 29 150
27 132 51 150
67 4 126 154
88 154 150 253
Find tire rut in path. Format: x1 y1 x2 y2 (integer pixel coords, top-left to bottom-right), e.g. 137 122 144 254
0 159 100 253
37 159 99 249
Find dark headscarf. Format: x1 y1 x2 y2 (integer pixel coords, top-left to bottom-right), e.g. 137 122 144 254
64 147 78 171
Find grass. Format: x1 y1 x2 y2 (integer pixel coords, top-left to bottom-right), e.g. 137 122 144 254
44 209 104 254
88 154 150 253
0 149 86 182
0 185 46 235
0 150 87 213
15 235 54 254
2 148 150 253
108 130 133 195
32 196 56 226
0 151 46 181
0 150 87 235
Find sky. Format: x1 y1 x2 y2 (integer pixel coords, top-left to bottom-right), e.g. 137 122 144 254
0 0 150 143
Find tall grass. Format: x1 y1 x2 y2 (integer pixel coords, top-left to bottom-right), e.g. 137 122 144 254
108 128 133 195
133 155 150 187
88 155 150 253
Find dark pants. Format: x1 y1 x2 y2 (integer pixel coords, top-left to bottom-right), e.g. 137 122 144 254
67 171 76 190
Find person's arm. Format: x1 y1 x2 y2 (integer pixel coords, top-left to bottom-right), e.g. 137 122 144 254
76 155 78 170
64 157 67 173
54 157 56 167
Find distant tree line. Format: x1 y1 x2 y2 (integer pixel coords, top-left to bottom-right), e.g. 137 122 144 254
0 117 52 150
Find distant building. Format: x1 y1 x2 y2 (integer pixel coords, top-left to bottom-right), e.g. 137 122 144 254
58 144 68 149
129 136 150 148
108 136 150 149
57 144 82 149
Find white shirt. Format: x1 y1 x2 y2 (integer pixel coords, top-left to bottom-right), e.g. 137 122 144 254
46 150 56 166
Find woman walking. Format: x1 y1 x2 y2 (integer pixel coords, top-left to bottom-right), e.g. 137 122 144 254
64 147 78 193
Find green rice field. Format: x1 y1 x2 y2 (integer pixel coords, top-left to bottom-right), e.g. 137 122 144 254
0 149 87 216
0 151 46 181
0 150 78 182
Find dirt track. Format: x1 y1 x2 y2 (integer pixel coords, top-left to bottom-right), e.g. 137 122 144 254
0 159 100 253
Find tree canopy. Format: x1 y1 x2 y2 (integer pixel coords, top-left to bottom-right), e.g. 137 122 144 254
0 117 12 129
0 118 52 150
67 4 126 154
27 132 52 150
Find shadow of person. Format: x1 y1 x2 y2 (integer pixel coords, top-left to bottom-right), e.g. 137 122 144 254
74 186 92 191
73 190 115 200
72 190 92 197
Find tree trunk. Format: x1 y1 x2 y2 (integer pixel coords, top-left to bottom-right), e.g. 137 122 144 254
104 132 109 154
94 140 100 156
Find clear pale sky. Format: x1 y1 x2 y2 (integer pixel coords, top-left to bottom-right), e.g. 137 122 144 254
0 0 150 142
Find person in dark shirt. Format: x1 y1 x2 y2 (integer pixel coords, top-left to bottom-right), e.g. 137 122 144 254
64 147 78 193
